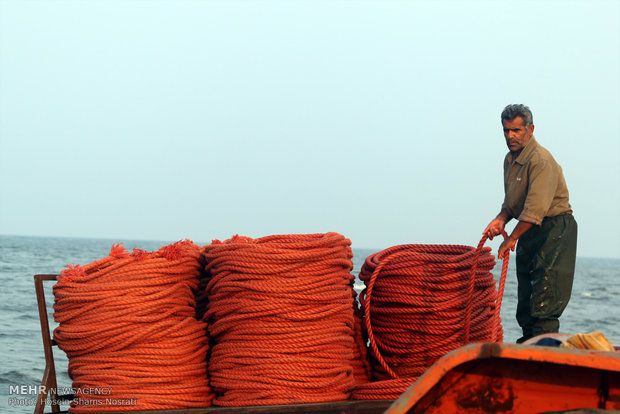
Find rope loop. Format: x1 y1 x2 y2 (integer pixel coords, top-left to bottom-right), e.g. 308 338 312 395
201 233 369 407
53 240 214 413
353 237 509 400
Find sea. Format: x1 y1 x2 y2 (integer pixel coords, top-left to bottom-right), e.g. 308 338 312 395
1 234 619 413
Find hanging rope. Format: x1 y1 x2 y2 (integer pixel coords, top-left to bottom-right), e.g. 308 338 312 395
53 240 213 412
353 237 509 400
201 232 369 406
484 233 510 342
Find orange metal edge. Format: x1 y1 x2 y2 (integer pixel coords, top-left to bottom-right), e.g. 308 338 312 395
383 341 620 414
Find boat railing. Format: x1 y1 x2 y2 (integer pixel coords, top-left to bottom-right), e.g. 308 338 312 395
34 274 73 414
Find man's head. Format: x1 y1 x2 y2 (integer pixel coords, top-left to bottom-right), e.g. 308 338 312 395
501 104 534 154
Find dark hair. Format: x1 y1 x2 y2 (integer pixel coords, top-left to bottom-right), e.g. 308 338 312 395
501 104 533 127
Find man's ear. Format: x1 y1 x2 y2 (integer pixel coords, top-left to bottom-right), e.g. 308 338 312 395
528 124 535 135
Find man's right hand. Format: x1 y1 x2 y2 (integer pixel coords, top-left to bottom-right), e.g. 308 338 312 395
483 217 506 240
483 209 511 240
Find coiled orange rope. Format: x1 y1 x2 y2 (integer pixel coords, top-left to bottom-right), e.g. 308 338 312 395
53 240 213 412
353 237 509 399
201 233 369 406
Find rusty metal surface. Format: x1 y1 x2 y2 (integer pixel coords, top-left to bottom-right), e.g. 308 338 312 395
35 401 393 414
61 401 393 414
609 373 620 410
385 342 620 414
34 274 62 414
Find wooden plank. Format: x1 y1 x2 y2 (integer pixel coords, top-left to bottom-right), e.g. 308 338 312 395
70 401 394 414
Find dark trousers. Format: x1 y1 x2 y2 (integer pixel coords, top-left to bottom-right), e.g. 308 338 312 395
515 214 578 343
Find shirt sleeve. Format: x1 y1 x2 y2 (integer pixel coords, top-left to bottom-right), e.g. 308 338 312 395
518 158 558 225
500 156 513 218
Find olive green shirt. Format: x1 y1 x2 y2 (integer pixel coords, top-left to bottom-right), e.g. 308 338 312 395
502 136 572 226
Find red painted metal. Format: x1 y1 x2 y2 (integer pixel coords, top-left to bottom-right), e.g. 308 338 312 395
385 342 620 413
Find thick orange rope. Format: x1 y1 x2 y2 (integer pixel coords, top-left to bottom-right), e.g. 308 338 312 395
201 233 369 406
53 241 214 412
477 233 510 342
352 238 509 399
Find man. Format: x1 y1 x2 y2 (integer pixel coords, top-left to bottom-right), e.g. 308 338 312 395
484 104 577 344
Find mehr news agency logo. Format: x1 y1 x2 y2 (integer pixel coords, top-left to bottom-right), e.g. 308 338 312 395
8 385 137 407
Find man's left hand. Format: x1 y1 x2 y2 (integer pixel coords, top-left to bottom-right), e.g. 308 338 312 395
498 238 516 259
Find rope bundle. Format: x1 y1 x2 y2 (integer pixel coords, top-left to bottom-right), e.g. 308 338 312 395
53 240 213 412
353 242 502 399
201 232 369 406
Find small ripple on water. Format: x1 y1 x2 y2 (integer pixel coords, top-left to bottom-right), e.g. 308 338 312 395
0 370 40 390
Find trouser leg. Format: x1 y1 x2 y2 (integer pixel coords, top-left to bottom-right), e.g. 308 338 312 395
514 215 578 343
515 253 533 343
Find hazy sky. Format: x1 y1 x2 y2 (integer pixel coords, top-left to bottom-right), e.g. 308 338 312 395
1 0 618 258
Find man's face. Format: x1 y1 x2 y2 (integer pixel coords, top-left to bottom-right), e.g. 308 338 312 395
502 116 534 154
